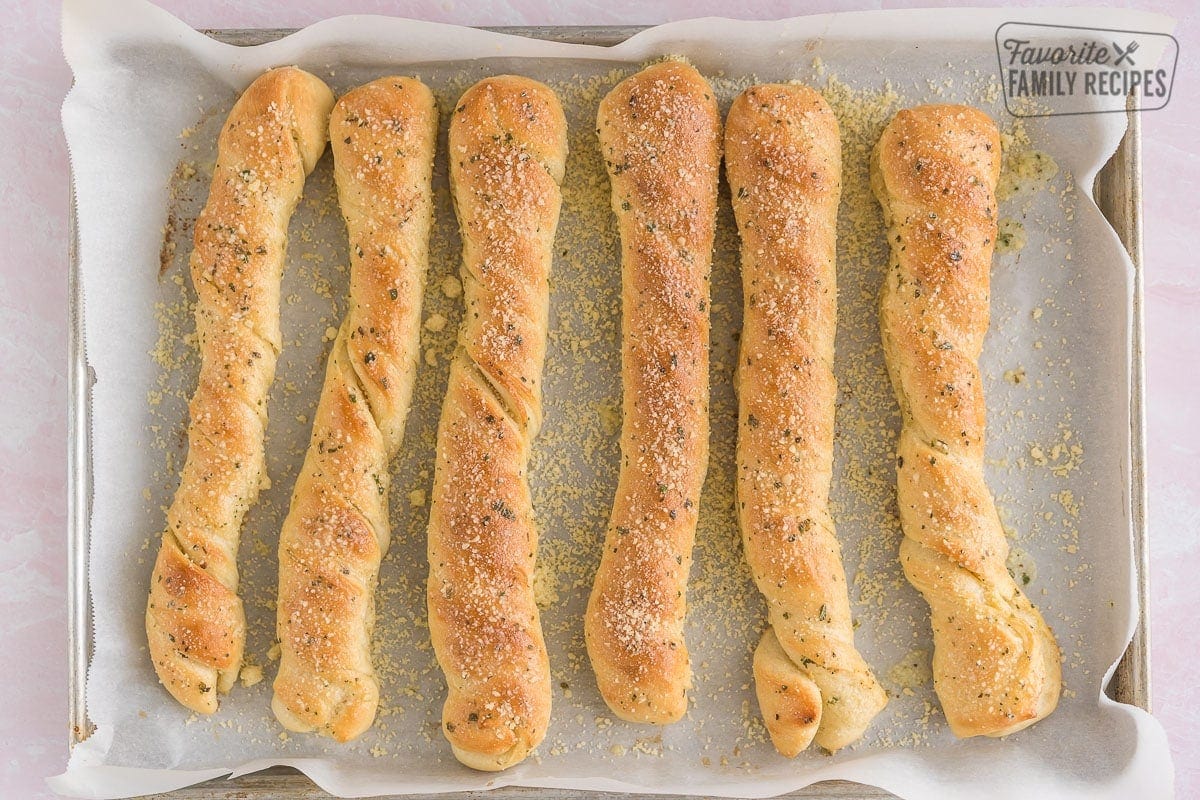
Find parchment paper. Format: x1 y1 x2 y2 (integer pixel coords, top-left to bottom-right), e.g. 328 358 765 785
54 2 1176 798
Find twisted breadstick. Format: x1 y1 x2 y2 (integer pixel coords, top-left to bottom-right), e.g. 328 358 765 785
272 77 437 742
726 84 887 755
426 76 566 771
584 60 721 724
872 104 1061 737
146 67 333 713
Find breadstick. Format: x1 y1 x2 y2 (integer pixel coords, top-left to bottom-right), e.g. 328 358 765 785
872 104 1061 737
426 76 566 771
584 60 721 724
272 77 437 742
726 84 887 755
146 67 333 714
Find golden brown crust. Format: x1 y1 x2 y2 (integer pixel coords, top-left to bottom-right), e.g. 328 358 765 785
427 75 566 771
146 67 333 714
272 77 437 743
752 628 822 756
583 60 721 725
726 84 887 754
872 104 1061 738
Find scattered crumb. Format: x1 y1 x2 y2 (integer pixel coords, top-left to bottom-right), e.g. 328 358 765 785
887 650 932 690
1007 545 1038 587
595 400 621 437
239 664 263 688
998 149 1059 200
995 218 1027 254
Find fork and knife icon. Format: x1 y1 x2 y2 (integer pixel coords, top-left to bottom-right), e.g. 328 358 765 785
1113 39 1139 66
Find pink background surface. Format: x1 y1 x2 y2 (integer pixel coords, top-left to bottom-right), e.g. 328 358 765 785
1 0 1194 797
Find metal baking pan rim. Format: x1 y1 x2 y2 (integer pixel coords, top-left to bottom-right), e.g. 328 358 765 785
64 22 1151 799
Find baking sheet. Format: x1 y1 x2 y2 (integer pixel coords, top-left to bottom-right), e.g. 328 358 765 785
54 2 1176 798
